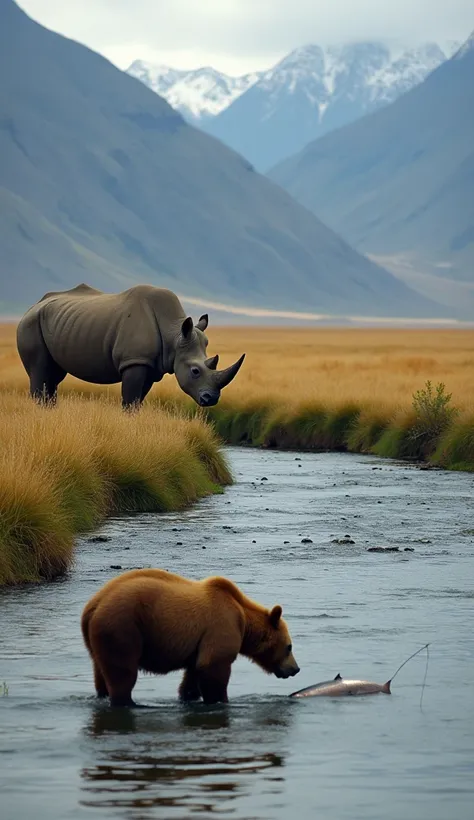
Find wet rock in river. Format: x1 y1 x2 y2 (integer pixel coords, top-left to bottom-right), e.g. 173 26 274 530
367 546 400 553
301 538 313 544
88 535 111 543
331 536 355 545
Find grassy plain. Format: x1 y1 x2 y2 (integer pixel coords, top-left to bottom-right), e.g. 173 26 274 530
1 322 473 585
2 323 474 407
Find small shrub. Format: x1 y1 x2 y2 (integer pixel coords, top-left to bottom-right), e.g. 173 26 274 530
408 380 458 457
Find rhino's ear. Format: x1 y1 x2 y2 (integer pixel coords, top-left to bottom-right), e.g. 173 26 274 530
269 605 282 628
196 314 208 332
181 317 194 339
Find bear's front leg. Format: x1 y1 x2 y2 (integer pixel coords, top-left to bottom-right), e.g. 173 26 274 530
178 668 202 702
197 661 232 704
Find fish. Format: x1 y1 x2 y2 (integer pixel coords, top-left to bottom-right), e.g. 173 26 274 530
290 675 391 697
289 644 430 699
289 673 344 697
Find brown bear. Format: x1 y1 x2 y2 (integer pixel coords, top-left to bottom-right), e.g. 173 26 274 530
81 567 300 706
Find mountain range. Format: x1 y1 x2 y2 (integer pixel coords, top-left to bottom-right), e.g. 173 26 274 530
127 41 457 170
1 0 442 320
269 34 474 315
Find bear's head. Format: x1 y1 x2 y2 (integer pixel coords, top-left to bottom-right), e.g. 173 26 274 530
250 605 300 680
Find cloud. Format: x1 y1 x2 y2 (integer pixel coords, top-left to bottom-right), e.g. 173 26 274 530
18 0 474 73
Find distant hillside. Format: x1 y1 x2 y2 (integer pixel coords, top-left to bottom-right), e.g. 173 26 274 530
0 0 447 319
269 35 474 316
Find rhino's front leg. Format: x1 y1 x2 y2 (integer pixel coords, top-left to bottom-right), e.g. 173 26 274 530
121 365 154 410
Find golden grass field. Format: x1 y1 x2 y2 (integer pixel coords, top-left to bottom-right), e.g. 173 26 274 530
1 322 474 410
1 321 473 585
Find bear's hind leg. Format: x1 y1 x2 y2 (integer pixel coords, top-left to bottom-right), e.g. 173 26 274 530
102 664 138 707
197 661 232 705
93 661 109 699
178 668 202 702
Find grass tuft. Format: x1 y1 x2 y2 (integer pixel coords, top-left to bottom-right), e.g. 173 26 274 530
0 393 231 586
432 413 474 472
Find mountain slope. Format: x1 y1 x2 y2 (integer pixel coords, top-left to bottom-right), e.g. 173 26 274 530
269 34 474 302
203 42 450 171
0 0 446 319
126 60 262 124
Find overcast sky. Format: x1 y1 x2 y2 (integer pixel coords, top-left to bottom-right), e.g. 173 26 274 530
19 0 473 75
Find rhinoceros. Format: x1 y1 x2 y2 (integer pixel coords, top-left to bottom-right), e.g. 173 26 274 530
16 283 245 408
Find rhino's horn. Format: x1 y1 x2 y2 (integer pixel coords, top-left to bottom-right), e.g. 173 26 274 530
205 354 219 371
214 354 245 389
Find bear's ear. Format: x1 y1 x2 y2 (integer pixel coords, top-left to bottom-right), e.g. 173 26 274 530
269 605 282 628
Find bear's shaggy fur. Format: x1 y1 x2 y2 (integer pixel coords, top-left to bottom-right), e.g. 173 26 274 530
81 568 300 706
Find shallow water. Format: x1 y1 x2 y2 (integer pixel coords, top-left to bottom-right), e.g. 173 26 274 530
1 448 474 820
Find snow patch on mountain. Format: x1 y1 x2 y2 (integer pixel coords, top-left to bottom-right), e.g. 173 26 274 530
127 60 261 120
366 43 449 102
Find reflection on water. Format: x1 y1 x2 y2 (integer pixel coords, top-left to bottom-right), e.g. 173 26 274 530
80 703 289 816
1 448 474 820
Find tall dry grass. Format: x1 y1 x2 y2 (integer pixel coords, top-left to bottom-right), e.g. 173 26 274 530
2 323 473 409
0 389 231 585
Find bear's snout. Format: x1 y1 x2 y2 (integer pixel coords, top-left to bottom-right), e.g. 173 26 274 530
274 662 300 679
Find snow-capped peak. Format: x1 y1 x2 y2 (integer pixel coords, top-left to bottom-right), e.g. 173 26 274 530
127 60 185 92
257 41 449 104
126 38 456 137
365 42 449 102
221 40 451 132
126 60 262 120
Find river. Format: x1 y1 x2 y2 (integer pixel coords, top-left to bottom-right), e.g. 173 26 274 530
1 447 474 820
